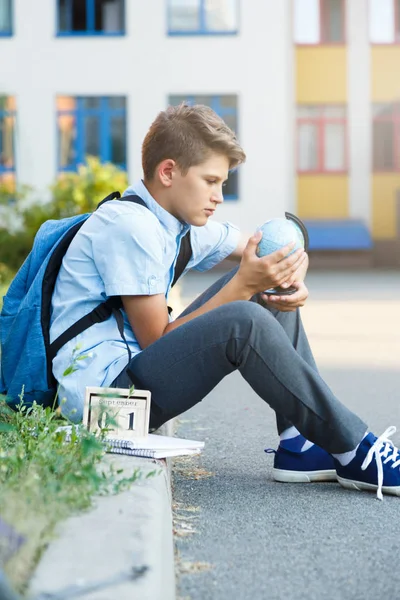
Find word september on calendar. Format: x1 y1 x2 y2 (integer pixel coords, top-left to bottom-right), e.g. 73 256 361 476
83 386 151 440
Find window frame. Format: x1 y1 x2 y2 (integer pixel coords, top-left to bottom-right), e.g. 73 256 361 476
56 0 125 37
369 0 400 45
296 105 348 174
0 97 16 179
372 103 400 172
169 94 239 200
0 0 13 37
167 0 239 36
294 0 346 46
56 96 127 172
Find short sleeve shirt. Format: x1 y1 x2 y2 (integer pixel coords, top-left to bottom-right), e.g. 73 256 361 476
50 179 240 421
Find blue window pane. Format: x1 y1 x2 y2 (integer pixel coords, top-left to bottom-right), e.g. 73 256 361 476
191 95 213 106
84 116 100 156
95 0 124 32
222 112 237 133
0 0 12 33
110 115 126 165
218 95 237 110
69 0 87 31
82 97 101 109
108 97 126 110
58 0 124 33
57 95 127 171
204 0 238 31
224 169 238 199
169 95 193 106
169 0 200 31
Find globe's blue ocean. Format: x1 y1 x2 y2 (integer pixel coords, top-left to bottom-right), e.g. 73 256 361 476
256 219 305 258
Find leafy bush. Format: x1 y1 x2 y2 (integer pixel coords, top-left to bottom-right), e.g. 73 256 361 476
0 157 129 273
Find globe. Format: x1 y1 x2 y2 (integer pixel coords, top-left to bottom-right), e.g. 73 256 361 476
256 218 305 258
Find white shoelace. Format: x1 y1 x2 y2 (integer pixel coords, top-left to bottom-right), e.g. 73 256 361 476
361 426 400 500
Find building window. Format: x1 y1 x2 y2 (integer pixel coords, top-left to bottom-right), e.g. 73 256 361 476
373 104 400 171
168 0 239 35
56 96 127 171
0 0 12 36
369 0 400 44
0 97 16 185
58 0 125 36
297 105 347 173
169 95 239 200
293 0 345 44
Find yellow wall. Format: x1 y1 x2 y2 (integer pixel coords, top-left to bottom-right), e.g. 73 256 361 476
370 48 400 240
371 175 400 239
297 176 349 219
371 47 400 102
296 47 347 103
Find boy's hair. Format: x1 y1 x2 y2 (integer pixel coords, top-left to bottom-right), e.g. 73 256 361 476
142 103 246 180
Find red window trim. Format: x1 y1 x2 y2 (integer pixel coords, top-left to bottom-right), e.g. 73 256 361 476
370 0 400 46
296 0 346 47
372 103 400 172
297 105 348 174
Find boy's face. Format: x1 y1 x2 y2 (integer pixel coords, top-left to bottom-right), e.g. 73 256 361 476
169 153 230 226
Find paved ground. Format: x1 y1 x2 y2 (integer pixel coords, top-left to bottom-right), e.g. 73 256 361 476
172 268 400 600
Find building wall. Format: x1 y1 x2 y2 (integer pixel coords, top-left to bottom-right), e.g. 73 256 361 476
296 47 347 103
2 0 398 251
371 46 400 240
347 0 371 227
0 0 295 233
295 44 349 221
297 175 348 218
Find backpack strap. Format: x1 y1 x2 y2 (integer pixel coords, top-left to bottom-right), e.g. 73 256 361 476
48 192 192 364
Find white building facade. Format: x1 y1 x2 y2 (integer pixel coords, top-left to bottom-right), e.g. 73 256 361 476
1 0 399 261
1 0 294 233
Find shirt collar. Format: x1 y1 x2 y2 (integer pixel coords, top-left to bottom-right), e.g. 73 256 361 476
123 179 190 236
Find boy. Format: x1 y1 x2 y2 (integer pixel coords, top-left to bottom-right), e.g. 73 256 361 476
50 103 400 500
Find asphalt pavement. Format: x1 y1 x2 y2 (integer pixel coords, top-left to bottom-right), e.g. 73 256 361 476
172 268 400 600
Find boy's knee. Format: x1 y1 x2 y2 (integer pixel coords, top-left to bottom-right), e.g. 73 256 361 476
224 300 272 329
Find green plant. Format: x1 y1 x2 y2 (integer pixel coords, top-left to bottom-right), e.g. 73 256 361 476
0 345 153 592
0 157 129 273
50 155 129 217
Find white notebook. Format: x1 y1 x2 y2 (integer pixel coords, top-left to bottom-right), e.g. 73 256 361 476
58 426 204 459
104 434 205 459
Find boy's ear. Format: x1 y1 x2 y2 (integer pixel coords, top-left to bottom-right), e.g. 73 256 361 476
158 159 176 187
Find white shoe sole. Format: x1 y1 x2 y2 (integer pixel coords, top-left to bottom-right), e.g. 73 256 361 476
273 468 337 483
337 476 400 496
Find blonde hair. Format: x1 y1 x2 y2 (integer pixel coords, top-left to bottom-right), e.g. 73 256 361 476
142 103 246 180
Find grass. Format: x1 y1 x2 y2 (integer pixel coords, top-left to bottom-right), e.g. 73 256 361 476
0 396 148 593
0 277 155 594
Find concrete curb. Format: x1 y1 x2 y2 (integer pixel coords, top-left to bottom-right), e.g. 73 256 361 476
29 422 176 600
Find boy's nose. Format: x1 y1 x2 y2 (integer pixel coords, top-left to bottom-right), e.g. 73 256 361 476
211 190 224 204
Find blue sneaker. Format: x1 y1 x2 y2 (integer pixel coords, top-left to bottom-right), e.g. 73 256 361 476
335 427 400 500
265 436 336 483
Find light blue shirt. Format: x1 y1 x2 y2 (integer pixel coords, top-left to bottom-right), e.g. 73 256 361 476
50 179 240 421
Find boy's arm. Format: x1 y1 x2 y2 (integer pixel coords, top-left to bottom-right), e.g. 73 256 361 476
227 232 251 262
122 235 306 349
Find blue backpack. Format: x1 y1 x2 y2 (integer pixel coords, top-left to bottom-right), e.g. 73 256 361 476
0 191 192 409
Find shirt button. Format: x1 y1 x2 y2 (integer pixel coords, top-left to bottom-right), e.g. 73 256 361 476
148 276 157 287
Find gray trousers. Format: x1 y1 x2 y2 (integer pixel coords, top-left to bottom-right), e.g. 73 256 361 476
112 267 367 453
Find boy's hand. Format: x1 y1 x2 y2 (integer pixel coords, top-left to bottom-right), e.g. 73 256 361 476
235 231 308 296
261 280 309 312
280 252 309 289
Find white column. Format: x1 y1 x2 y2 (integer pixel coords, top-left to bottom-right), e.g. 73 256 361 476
347 0 371 226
